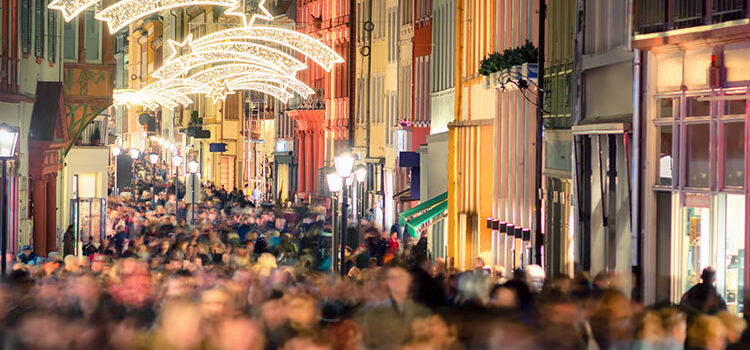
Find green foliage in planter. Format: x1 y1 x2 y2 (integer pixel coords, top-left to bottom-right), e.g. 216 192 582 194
479 40 538 76
189 111 203 125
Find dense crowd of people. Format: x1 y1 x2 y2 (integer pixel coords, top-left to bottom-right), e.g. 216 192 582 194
2 161 750 350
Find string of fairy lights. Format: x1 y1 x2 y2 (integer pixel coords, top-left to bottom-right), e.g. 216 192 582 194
49 0 344 109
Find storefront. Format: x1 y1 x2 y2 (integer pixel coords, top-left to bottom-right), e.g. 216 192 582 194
640 40 750 313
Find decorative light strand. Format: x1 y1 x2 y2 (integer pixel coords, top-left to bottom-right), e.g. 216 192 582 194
152 43 304 79
229 73 314 97
190 26 345 71
47 0 97 21
230 82 293 103
95 0 244 34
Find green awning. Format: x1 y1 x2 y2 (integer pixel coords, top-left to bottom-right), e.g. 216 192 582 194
398 191 448 226
405 200 447 238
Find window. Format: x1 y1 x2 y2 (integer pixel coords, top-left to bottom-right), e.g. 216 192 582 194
686 123 710 188
658 125 674 186
84 10 101 62
21 0 32 56
687 97 710 117
724 122 745 188
658 98 674 119
63 18 78 61
47 9 57 62
726 99 747 116
34 0 44 58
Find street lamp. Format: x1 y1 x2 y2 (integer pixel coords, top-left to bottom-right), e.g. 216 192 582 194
188 160 199 224
0 123 19 280
325 169 342 274
171 155 183 221
129 149 140 199
353 164 367 246
111 146 121 197
149 154 159 207
333 153 356 276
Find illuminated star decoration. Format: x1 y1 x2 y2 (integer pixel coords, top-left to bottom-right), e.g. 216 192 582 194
47 0 97 21
191 26 345 71
51 0 344 106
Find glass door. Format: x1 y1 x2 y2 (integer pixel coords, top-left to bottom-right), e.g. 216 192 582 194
681 194 712 292
719 194 745 315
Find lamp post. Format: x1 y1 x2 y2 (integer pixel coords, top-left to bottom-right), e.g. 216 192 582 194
149 153 159 207
188 160 199 225
129 149 140 199
354 164 367 246
333 153 354 276
171 155 183 221
326 169 343 274
0 123 19 280
111 146 121 197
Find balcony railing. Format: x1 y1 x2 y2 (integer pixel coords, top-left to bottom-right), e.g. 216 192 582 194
636 0 748 34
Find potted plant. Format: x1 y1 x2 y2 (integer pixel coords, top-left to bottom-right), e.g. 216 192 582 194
90 126 101 146
479 40 538 90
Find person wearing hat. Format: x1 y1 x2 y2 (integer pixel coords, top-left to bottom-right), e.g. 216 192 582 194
17 244 38 265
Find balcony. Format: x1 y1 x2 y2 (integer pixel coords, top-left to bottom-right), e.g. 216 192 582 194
636 0 748 34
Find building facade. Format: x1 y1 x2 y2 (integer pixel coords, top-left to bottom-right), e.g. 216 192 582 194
634 1 750 312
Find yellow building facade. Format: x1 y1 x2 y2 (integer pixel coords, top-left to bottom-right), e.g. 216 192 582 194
448 0 496 269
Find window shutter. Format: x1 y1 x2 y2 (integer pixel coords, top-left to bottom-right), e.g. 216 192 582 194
21 0 32 56
48 9 56 62
35 0 45 59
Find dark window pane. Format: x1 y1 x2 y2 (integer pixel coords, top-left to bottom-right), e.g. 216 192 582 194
658 125 673 186
687 97 710 117
727 99 747 116
687 124 711 188
63 19 77 60
725 122 745 188
658 99 674 119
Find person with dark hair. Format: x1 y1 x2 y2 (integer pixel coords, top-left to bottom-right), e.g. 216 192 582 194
680 267 727 315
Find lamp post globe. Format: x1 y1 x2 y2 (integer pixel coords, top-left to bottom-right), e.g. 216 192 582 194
149 153 159 164
130 149 140 159
188 160 200 174
334 153 355 178
111 146 121 157
326 171 343 193
172 155 183 167
355 165 367 183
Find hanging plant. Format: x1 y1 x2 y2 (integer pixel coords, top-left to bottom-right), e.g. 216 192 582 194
479 40 538 76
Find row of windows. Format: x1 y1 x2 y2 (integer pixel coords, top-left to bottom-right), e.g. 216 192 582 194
398 64 413 121
20 0 57 62
62 11 101 63
656 97 748 190
415 56 431 125
416 0 433 21
432 0 455 92
385 91 397 145
387 7 399 62
402 0 414 25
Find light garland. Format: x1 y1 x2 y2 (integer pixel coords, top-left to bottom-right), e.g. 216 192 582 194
229 73 314 97
95 0 246 34
113 79 215 109
47 0 97 21
51 0 276 33
190 26 345 71
153 43 304 79
188 63 279 85
230 81 293 103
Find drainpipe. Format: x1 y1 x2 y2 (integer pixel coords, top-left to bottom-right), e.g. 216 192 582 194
349 0 357 150
632 48 643 301
534 0 546 266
